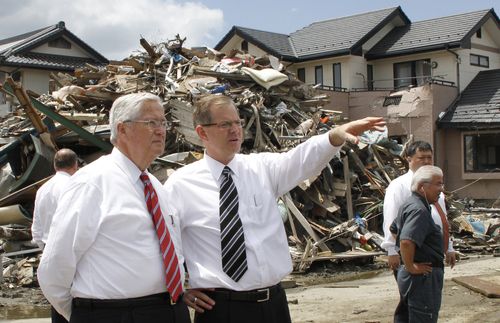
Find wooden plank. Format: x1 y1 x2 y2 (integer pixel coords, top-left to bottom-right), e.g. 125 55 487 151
343 156 354 219
452 274 500 298
284 194 330 252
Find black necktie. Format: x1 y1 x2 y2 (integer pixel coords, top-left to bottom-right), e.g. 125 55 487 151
219 166 248 281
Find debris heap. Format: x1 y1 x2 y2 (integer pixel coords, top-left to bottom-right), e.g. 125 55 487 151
0 36 498 281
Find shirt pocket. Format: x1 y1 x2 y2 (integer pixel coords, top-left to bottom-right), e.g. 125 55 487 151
244 192 267 223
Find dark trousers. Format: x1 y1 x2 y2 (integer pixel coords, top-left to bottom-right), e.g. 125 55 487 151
194 284 291 323
69 292 190 323
395 267 444 323
52 306 68 323
393 269 408 322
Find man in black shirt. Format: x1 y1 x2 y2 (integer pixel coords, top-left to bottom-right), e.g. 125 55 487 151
392 165 445 323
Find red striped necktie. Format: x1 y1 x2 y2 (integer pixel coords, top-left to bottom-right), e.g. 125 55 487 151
434 202 450 253
140 172 182 302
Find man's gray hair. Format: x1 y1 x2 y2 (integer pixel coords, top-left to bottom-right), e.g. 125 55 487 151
109 92 162 144
411 165 443 192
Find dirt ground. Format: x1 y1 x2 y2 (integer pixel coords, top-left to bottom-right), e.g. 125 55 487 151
0 255 498 322
287 255 500 323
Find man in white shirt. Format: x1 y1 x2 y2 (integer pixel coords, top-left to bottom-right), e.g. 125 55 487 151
37 93 190 323
32 148 77 323
32 148 78 250
382 141 456 321
163 94 385 323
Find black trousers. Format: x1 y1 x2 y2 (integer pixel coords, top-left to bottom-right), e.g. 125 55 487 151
52 306 68 323
194 284 291 323
69 292 190 323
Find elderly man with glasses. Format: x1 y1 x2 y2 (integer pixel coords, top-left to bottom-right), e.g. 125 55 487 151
38 92 190 323
163 94 386 323
391 165 446 323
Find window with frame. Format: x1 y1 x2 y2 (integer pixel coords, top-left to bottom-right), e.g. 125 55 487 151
470 54 489 68
297 68 305 82
367 64 374 90
315 66 323 86
48 37 71 49
476 28 482 38
464 133 500 173
332 63 341 89
393 59 431 89
241 40 248 52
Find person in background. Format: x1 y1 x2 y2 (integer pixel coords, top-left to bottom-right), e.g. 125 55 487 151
392 165 446 323
382 141 455 320
32 148 78 323
163 94 386 323
32 148 78 250
37 92 189 323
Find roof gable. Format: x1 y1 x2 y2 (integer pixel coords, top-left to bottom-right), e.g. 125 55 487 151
215 7 409 62
215 26 295 60
366 9 497 59
439 69 500 129
290 7 409 60
0 21 107 69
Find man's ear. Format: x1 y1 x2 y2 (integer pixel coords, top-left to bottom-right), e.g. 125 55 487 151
195 125 208 141
117 122 127 137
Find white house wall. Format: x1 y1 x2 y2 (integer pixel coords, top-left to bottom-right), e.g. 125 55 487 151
457 29 500 91
32 36 91 58
290 55 369 89
22 68 51 94
370 51 459 90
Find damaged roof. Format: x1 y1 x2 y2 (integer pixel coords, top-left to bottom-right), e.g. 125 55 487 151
439 69 500 129
215 7 410 62
366 9 499 59
217 26 296 61
0 21 108 71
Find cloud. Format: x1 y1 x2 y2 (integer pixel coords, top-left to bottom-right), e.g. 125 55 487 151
0 0 224 60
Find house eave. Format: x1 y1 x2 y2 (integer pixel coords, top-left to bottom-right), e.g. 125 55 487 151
438 122 500 130
365 42 463 60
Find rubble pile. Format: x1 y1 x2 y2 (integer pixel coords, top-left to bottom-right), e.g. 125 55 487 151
0 35 498 280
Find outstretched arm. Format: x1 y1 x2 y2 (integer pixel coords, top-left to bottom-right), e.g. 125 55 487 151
329 117 386 146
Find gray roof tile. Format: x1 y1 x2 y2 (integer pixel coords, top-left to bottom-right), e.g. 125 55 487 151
3 52 104 71
366 9 493 59
439 69 500 128
215 7 408 61
0 21 107 66
232 26 295 58
290 7 404 58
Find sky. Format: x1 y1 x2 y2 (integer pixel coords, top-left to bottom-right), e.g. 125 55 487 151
0 0 498 60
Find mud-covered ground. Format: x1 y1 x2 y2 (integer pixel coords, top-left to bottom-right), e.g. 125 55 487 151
1 255 498 322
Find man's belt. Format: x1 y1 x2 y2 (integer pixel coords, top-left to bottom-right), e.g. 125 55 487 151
210 283 281 302
73 292 175 308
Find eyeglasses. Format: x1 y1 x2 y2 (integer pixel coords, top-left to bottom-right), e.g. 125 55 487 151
124 119 167 129
424 181 445 188
200 119 245 129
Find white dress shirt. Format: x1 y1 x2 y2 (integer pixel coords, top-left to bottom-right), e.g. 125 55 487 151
164 132 339 291
37 148 185 320
382 170 454 256
31 171 71 248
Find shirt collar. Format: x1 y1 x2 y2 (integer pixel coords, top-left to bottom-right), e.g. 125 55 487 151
412 191 432 211
111 148 145 183
204 153 239 181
